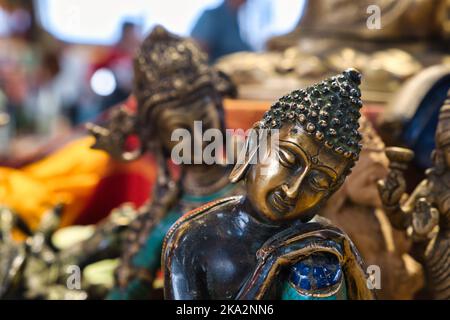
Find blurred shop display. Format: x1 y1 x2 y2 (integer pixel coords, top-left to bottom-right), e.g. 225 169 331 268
0 0 303 163
216 0 450 102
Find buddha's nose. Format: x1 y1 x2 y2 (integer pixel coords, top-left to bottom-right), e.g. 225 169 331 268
282 167 309 199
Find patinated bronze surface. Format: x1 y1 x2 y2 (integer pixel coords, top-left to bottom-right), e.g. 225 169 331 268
163 69 374 300
378 93 450 299
270 0 448 47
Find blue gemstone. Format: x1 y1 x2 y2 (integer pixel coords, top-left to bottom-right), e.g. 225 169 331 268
299 278 311 291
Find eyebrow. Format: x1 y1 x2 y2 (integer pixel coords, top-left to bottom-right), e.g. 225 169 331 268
279 140 309 165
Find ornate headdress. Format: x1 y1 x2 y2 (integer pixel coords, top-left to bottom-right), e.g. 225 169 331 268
88 26 235 161
259 68 363 162
134 25 234 118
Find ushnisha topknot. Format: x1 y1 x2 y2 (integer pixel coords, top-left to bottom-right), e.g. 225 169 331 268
259 68 363 162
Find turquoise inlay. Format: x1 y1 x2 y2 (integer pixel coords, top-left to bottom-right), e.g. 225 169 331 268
106 288 123 300
107 279 151 300
281 280 347 300
107 209 181 300
181 183 237 203
131 209 181 270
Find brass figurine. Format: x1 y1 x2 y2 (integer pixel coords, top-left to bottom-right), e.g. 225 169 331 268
86 26 243 299
163 69 374 300
378 93 450 299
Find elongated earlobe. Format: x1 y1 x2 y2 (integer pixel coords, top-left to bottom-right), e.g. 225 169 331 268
229 143 258 183
229 123 261 183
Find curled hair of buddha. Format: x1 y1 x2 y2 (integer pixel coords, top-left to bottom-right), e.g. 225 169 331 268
260 68 363 161
230 69 364 183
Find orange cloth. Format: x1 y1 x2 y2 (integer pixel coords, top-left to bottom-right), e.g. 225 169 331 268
0 136 111 229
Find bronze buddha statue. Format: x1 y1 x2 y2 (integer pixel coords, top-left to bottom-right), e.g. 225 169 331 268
378 93 450 299
163 69 374 300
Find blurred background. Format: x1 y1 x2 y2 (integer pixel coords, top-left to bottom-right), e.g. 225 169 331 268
0 0 304 164
1 1 450 301
1 0 450 220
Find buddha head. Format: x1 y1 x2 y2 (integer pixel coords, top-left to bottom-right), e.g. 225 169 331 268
88 26 235 164
134 25 235 159
230 69 363 222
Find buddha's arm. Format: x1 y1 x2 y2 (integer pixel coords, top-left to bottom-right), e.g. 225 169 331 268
236 255 281 300
163 230 208 299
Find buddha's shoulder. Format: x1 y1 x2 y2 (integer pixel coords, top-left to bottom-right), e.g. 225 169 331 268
162 195 244 252
178 195 243 226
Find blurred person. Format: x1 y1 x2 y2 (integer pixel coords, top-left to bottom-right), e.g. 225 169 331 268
0 52 30 134
54 43 89 126
0 89 12 156
190 0 252 62
28 50 64 136
89 21 142 117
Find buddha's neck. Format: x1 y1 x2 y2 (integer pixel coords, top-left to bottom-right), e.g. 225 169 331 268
181 164 231 196
242 197 288 228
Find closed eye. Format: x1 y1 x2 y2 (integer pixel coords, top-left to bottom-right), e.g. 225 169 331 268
279 148 297 168
309 170 332 190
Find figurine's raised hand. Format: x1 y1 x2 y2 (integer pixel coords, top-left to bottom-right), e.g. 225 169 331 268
412 198 439 238
377 170 406 207
86 106 142 162
378 147 414 208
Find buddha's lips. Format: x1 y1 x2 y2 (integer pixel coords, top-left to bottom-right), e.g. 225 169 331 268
270 191 295 213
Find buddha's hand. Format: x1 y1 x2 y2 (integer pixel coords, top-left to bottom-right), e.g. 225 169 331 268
256 227 336 266
377 169 406 207
412 198 439 238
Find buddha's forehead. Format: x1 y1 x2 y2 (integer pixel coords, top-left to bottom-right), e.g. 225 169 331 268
277 123 350 175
